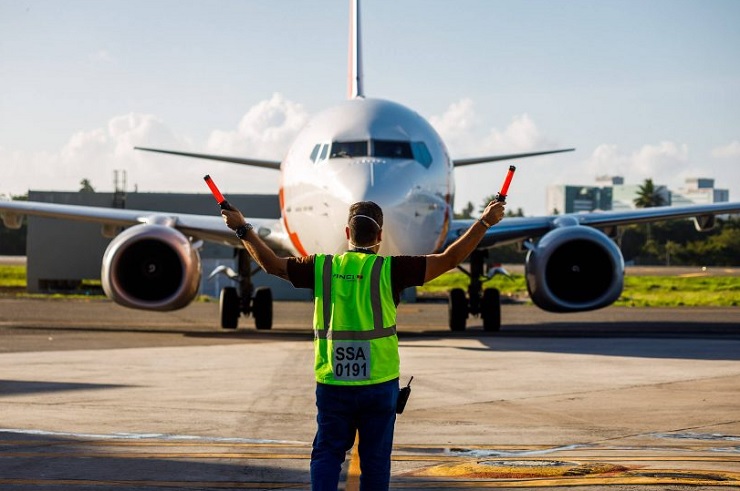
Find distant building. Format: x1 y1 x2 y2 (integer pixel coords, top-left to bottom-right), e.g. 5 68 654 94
611 182 671 211
671 178 730 206
546 181 613 214
547 175 729 215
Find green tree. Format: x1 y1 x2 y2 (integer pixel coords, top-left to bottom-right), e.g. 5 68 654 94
633 179 666 243
664 240 680 266
684 223 740 266
79 179 96 193
633 178 666 208
479 195 524 217
621 216 740 266
454 201 475 219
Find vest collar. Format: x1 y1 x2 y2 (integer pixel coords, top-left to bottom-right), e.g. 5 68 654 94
349 247 377 255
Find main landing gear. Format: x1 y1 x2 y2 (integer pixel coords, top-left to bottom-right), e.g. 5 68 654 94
212 249 273 330
448 249 507 332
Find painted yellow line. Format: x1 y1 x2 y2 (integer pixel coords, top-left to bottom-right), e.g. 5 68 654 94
402 461 740 487
387 477 740 488
390 454 740 463
346 431 361 491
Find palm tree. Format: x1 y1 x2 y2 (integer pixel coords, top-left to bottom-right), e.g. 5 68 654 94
455 201 475 219
634 178 666 247
633 179 666 208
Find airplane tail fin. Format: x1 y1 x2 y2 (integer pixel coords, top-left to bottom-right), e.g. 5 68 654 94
348 0 364 99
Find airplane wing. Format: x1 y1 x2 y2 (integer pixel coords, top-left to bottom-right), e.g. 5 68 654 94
444 201 740 250
452 148 575 167
0 199 292 252
134 147 282 170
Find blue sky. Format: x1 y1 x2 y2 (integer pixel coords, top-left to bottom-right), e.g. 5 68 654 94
1 0 739 216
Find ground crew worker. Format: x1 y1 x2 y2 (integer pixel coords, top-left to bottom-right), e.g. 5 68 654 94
221 199 505 490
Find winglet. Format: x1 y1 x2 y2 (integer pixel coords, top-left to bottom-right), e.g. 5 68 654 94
348 0 364 99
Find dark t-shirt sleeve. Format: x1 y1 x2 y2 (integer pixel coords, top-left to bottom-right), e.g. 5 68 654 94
286 255 316 290
390 255 426 293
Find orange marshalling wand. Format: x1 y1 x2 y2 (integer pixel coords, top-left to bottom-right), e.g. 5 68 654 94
203 174 232 210
496 165 516 202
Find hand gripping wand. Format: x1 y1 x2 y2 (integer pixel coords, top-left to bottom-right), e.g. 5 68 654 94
203 174 233 210
495 165 516 203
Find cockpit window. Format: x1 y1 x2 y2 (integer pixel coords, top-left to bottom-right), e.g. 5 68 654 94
310 144 320 162
330 140 368 158
310 143 330 164
373 140 413 159
322 139 433 167
319 143 329 161
411 141 432 168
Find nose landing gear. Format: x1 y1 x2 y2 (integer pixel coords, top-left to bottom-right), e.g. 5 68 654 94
213 249 273 330
447 249 505 332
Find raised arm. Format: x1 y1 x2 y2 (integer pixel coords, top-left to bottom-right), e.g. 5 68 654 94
221 207 289 280
423 200 506 283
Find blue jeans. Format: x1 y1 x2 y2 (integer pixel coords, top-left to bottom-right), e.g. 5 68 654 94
311 379 399 491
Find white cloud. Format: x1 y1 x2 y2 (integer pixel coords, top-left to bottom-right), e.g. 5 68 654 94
1 94 309 196
207 92 308 160
428 98 478 146
431 100 739 214
583 141 693 185
430 99 564 215
429 98 553 157
712 140 740 158
580 141 740 203
2 113 189 194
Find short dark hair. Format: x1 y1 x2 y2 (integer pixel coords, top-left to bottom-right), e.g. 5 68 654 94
348 201 383 246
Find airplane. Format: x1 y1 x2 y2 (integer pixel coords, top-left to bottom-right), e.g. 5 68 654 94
1 0 739 332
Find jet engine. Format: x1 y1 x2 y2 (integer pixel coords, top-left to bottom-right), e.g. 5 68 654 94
101 224 201 311
525 224 624 312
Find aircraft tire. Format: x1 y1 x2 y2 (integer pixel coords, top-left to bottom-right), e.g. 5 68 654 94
220 287 240 329
481 288 501 332
253 287 273 330
448 288 467 332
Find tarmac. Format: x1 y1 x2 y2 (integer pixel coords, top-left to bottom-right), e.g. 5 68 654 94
0 297 739 490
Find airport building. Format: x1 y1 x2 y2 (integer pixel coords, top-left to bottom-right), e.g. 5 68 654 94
544 179 615 214
25 190 312 300
671 178 730 206
546 176 729 214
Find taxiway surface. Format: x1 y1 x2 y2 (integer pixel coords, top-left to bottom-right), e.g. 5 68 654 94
1 298 739 490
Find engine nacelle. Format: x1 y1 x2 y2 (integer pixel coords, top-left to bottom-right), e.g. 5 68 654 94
101 224 201 311
525 225 624 312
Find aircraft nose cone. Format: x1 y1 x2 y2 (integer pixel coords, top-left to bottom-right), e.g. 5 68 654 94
355 160 447 255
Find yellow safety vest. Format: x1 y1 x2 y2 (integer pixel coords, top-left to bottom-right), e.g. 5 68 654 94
313 252 399 385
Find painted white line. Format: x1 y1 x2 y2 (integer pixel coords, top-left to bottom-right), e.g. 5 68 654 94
0 428 306 445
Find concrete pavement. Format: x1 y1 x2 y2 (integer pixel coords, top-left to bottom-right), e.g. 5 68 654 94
0 298 739 489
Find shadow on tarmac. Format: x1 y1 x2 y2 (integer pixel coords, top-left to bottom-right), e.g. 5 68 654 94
0 380 133 396
396 321 740 361
0 432 311 490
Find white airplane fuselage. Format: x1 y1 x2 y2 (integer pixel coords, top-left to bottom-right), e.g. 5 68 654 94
280 97 453 257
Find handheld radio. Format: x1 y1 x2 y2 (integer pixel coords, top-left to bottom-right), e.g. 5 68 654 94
396 376 414 414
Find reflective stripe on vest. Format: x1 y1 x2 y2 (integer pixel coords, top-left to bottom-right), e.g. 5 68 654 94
315 254 397 340
313 252 399 385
